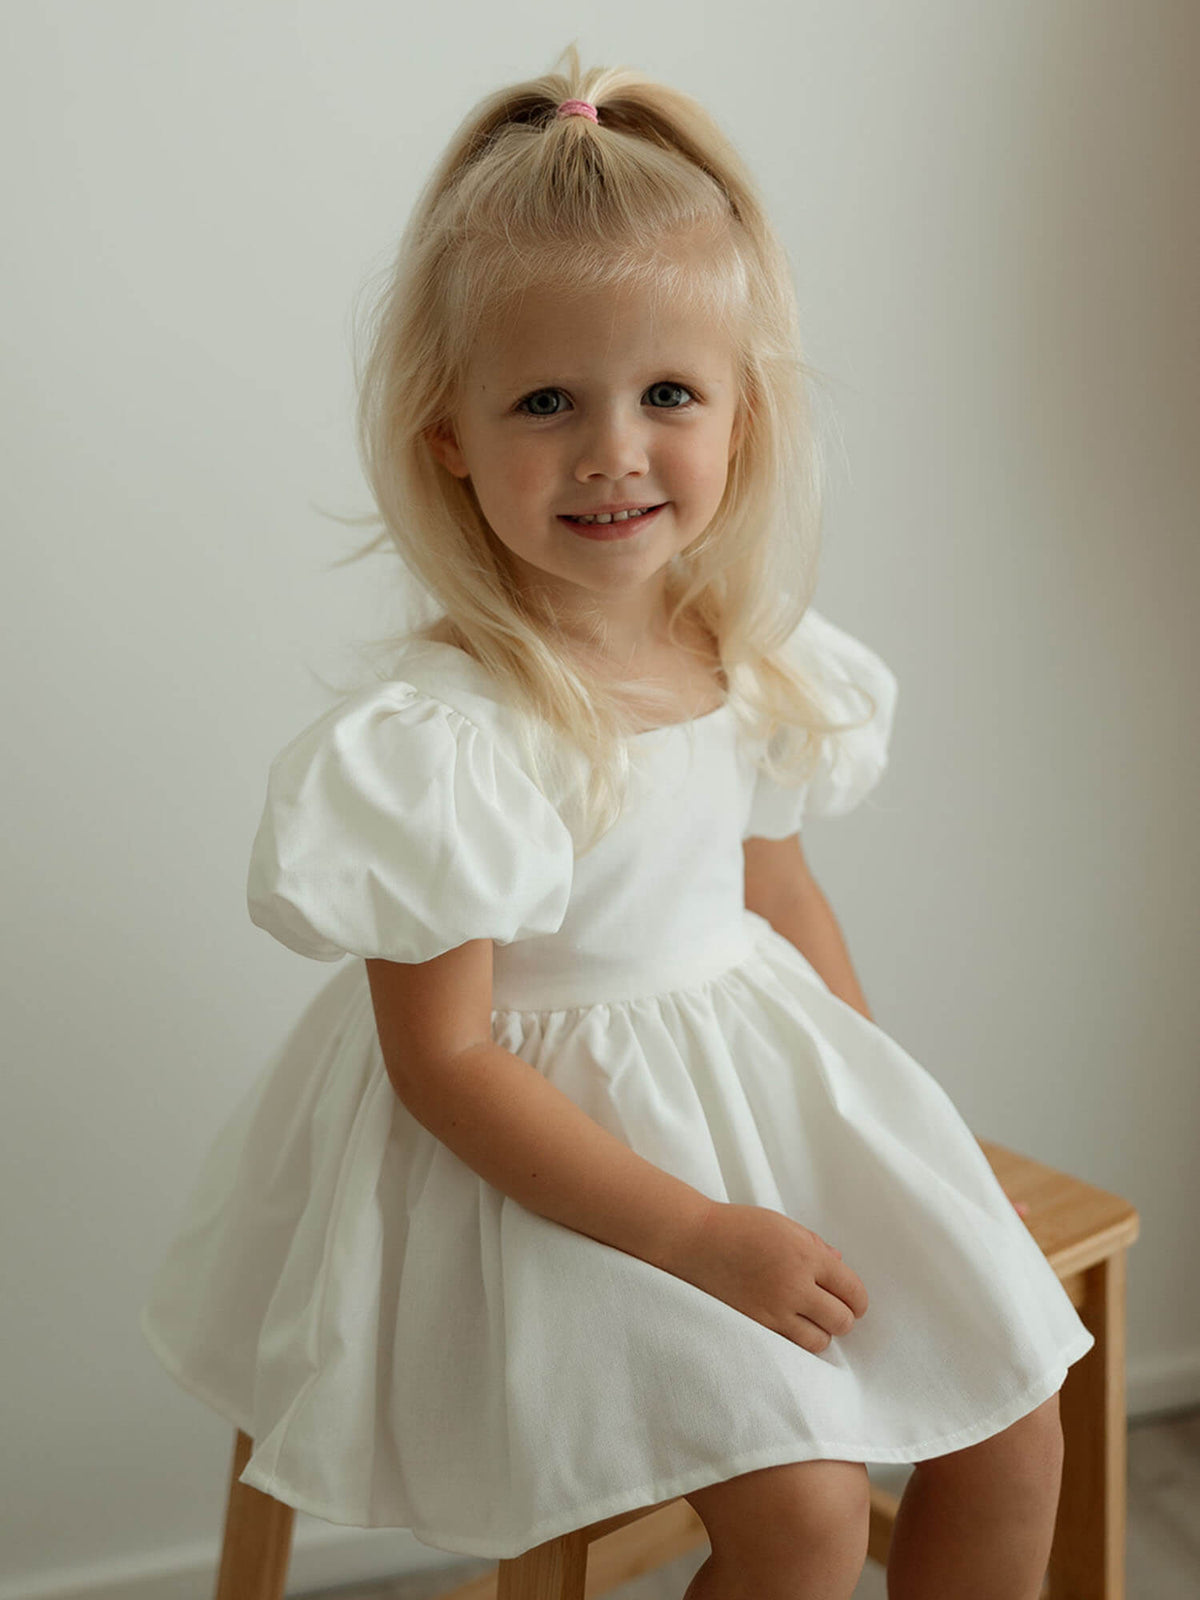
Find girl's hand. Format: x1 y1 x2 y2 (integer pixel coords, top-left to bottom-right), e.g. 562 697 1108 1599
663 1201 868 1353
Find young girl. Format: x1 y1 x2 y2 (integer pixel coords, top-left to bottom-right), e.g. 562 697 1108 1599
141 45 1094 1600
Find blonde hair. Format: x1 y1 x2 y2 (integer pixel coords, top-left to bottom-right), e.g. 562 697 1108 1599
338 41 875 853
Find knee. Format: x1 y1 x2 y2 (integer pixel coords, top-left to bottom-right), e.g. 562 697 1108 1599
918 1391 1064 1492
1024 1391 1065 1476
787 1458 872 1541
752 1460 871 1578
688 1457 870 1567
1008 1390 1063 1457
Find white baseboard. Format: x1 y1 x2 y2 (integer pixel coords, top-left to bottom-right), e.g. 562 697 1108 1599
6 1350 1197 1600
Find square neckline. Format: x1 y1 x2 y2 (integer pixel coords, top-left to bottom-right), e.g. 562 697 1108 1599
632 700 732 737
413 636 732 739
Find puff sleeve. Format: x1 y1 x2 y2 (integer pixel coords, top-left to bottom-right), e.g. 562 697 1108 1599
246 681 576 963
743 607 899 839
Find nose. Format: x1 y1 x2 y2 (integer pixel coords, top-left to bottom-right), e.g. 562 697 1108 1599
574 404 650 485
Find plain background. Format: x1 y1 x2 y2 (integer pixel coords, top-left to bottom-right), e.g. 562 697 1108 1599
2 3 1197 1597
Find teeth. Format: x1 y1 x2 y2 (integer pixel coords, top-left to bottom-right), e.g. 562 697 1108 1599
571 506 653 525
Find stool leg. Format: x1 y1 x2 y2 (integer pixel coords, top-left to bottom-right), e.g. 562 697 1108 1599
214 1429 295 1600
496 1529 588 1599
1047 1251 1129 1600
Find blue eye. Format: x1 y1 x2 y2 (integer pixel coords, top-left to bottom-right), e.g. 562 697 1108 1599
645 381 696 409
515 381 697 417
518 389 567 418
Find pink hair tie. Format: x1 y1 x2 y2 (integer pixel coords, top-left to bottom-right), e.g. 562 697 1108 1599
555 99 599 123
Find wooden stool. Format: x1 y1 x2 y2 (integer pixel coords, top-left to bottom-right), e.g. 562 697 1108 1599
214 1138 1139 1600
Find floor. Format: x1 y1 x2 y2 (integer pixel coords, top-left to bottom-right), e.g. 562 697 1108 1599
295 1405 1200 1599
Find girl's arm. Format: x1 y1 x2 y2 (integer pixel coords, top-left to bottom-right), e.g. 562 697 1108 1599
366 943 717 1274
743 836 874 1022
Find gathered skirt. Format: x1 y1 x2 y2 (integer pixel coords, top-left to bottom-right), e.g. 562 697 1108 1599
141 910 1094 1558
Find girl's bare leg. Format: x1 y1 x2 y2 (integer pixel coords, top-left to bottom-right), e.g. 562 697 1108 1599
681 1457 870 1600
886 1392 1064 1600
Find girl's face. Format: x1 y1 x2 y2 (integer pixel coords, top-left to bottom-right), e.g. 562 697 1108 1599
426 280 744 618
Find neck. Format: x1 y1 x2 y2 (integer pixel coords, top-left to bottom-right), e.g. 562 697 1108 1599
515 568 680 668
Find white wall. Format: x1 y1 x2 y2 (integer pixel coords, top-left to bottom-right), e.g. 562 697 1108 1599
2 3 1196 1596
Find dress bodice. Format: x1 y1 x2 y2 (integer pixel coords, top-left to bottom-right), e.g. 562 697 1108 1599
493 706 759 1009
245 609 898 1011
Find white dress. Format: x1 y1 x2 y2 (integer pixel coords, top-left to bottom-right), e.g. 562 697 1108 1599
140 607 1094 1559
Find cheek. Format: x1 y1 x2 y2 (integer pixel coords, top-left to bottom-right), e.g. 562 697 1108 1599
683 426 734 496
494 442 558 504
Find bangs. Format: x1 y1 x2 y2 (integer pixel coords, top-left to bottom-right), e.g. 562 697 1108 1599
443 226 750 392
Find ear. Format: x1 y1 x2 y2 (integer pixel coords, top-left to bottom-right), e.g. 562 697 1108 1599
424 419 470 479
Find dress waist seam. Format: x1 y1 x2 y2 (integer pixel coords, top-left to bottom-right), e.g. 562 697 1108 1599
491 922 764 1014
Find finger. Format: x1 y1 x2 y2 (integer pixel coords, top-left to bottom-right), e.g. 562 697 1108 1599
808 1284 858 1336
787 1313 832 1353
821 1259 869 1318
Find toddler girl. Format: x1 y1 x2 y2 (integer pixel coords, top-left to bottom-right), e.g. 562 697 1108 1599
142 44 1093 1600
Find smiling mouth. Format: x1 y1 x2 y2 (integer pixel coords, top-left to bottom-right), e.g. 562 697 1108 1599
563 499 672 537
